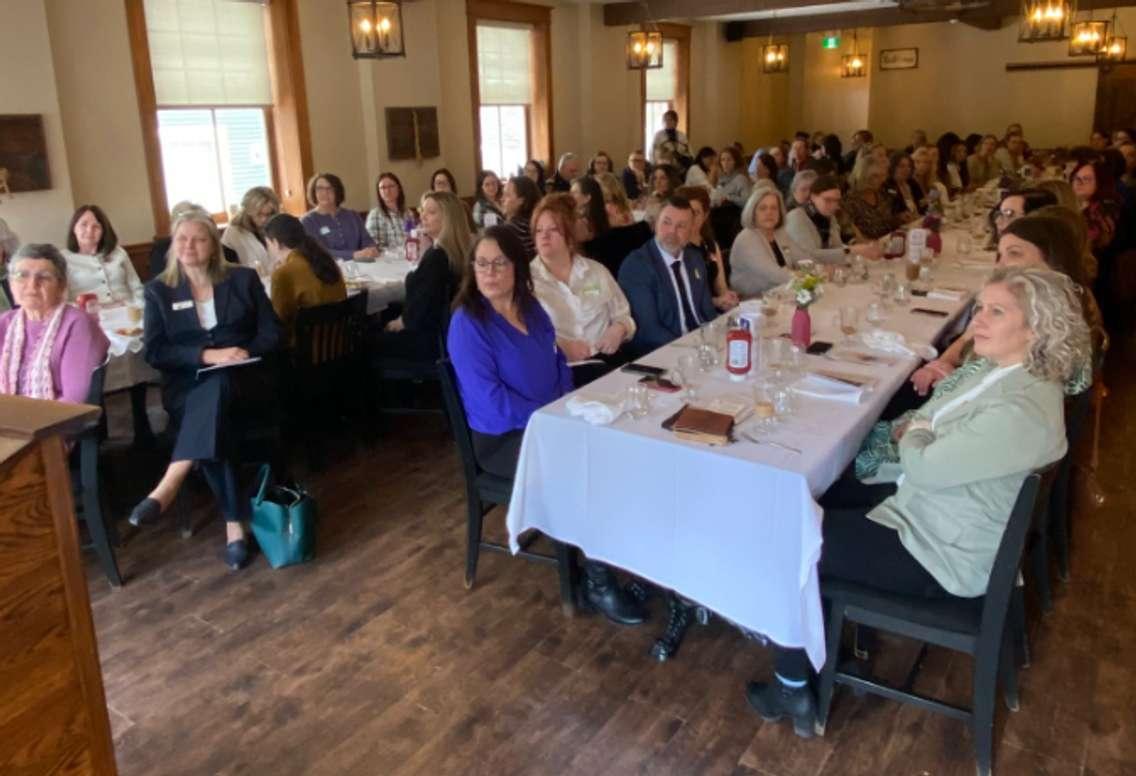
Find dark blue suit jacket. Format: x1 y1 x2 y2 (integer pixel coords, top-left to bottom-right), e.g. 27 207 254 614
618 239 718 357
143 266 282 377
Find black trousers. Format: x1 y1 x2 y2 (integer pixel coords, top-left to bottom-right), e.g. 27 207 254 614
774 477 948 682
163 365 273 522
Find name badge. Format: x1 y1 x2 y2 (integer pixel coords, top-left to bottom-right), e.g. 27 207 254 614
172 300 193 311
320 226 332 235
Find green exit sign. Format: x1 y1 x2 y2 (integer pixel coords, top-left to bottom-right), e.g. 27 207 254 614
822 35 841 49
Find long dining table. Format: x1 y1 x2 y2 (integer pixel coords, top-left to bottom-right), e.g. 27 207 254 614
506 230 997 670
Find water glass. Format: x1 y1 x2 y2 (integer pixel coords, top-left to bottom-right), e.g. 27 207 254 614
624 383 650 418
832 266 848 287
894 281 911 307
866 302 885 324
839 306 859 341
751 379 778 430
677 353 699 400
762 336 788 373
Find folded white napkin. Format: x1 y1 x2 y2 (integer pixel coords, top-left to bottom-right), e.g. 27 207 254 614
793 374 864 404
566 394 621 425
926 288 964 302
859 329 938 361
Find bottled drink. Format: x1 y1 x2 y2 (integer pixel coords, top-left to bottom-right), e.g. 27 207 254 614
726 317 753 382
404 218 420 263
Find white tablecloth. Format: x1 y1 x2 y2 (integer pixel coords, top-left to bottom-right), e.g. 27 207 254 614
344 251 414 315
507 234 996 670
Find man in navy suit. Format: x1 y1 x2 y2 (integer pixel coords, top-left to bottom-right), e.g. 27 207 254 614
618 194 718 357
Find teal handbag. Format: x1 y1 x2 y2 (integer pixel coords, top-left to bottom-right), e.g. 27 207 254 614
250 465 317 569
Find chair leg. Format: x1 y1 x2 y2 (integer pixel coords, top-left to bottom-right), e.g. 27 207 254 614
1009 584 1030 668
1000 627 1020 712
176 486 194 539
815 602 846 734
554 542 578 617
972 644 999 776
464 498 485 590
80 437 122 587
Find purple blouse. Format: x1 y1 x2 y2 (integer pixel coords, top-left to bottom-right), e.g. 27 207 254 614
0 305 110 403
300 208 376 260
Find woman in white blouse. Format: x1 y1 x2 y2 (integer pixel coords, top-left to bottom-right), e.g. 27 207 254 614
63 205 144 305
728 183 813 298
529 194 635 385
784 175 882 265
222 186 280 272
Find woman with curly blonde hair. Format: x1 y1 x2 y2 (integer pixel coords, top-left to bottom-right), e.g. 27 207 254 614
747 265 1090 738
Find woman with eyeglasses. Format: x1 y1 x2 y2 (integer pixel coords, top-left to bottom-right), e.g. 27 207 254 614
530 194 635 385
621 150 649 203
301 173 378 261
366 172 413 250
991 188 1058 241
222 187 281 272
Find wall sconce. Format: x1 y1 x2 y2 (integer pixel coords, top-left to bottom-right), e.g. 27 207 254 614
348 1 405 59
1070 19 1109 55
841 31 866 78
1100 9 1127 66
1019 0 1073 43
763 43 789 74
627 29 664 70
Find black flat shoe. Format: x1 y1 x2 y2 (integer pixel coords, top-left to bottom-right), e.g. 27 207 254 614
584 578 647 626
745 680 818 739
225 539 250 571
128 497 162 528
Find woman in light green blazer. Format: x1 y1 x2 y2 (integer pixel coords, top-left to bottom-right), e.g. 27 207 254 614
747 266 1092 737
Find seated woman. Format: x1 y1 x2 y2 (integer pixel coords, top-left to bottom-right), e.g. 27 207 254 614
366 173 413 250
431 168 458 194
1 243 109 403
300 173 378 261
375 191 471 360
571 176 608 243
587 151 613 176
643 163 680 226
1034 203 1099 283
448 225 645 626
844 159 903 240
967 134 1000 188
621 150 649 203
222 187 280 271
1071 158 1122 266
524 159 546 191
264 214 347 344
748 266 1091 736
149 201 240 279
63 205 144 306
939 134 970 194
584 174 654 277
685 146 717 189
530 194 635 385
130 211 282 571
472 171 505 229
711 146 751 210
501 175 541 260
883 152 924 221
677 185 738 312
729 183 814 298
784 175 882 263
750 151 779 184
787 170 818 211
912 146 950 207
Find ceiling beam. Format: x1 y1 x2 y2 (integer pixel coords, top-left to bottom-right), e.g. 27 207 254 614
602 0 848 27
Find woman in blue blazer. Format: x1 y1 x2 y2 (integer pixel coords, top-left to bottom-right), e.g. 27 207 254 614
131 212 282 570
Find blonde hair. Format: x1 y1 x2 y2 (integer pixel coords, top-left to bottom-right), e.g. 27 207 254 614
421 191 472 278
230 186 281 234
911 146 941 188
848 147 884 189
741 181 785 231
986 266 1091 383
1035 179 1079 212
159 211 231 287
595 172 632 220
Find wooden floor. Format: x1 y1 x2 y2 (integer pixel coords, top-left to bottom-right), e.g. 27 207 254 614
86 353 1136 776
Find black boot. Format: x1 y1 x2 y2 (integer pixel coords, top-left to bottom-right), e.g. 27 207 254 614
583 561 647 626
745 679 818 739
650 593 694 662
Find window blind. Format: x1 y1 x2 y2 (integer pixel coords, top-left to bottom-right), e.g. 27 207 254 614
477 23 533 106
144 0 272 106
645 40 679 102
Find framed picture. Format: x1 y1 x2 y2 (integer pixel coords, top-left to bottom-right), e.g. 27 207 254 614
879 48 919 71
0 114 51 192
384 107 440 161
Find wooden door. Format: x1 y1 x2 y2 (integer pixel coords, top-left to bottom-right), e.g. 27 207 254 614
1095 62 1136 132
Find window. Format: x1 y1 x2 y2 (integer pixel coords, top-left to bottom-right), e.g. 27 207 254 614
476 23 532 179
644 40 679 154
143 0 273 219
467 1 551 179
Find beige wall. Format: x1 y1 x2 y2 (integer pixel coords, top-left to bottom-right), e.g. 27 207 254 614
0 0 74 244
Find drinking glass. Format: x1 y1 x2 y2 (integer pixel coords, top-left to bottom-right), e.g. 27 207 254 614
832 266 848 287
762 336 788 373
624 383 650 418
866 302 885 324
839 306 859 342
676 353 699 400
894 281 911 307
751 379 778 431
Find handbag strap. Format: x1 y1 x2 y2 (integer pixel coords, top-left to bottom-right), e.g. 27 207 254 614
254 463 272 506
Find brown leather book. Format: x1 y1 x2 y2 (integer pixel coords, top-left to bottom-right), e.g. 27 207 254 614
670 405 734 446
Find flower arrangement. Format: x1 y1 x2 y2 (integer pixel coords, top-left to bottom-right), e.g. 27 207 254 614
790 272 824 309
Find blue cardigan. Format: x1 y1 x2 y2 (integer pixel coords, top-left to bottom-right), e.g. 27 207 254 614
447 301 573 435
617 239 718 356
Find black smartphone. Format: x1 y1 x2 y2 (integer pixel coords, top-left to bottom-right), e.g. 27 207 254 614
806 341 833 355
621 362 666 377
910 307 949 318
911 288 929 297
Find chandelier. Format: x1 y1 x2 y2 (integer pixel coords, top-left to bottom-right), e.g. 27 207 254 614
348 1 405 59
1019 0 1073 43
763 41 789 74
841 31 866 78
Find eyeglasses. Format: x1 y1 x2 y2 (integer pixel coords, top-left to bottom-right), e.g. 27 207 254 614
314 185 335 192
474 258 511 273
1072 175 1094 185
10 269 59 285
995 208 1019 220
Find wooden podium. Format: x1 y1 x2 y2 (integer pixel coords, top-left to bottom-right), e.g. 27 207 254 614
0 395 117 774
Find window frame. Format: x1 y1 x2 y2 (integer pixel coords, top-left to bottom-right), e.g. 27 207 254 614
639 24 690 159
125 0 312 236
478 103 532 180
467 0 552 178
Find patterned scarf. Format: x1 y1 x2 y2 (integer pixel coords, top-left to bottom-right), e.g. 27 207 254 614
0 304 66 399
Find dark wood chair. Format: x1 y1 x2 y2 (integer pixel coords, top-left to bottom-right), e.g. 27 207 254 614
371 294 451 418
71 358 123 586
816 466 1057 776
437 356 577 613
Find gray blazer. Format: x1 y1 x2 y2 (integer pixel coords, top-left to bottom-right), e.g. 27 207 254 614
868 363 1066 597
